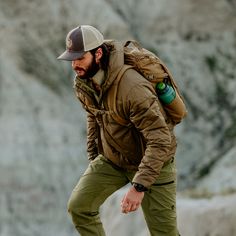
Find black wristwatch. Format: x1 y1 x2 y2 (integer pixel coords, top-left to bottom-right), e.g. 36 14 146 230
132 182 148 192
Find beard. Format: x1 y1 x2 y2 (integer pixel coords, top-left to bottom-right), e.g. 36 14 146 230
79 55 100 80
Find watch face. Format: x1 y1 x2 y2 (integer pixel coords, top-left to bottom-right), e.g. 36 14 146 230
133 183 148 192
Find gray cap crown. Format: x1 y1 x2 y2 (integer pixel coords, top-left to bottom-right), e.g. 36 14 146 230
57 25 104 61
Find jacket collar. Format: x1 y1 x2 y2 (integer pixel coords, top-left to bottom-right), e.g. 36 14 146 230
74 40 125 99
91 69 105 90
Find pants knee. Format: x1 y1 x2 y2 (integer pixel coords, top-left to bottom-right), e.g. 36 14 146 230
67 196 74 213
67 190 92 215
67 192 81 214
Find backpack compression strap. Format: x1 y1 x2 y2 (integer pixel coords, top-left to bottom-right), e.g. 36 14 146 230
108 65 133 127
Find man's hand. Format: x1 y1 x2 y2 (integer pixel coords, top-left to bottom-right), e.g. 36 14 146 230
120 186 145 214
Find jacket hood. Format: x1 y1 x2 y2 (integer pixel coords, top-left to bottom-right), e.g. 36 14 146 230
102 40 125 92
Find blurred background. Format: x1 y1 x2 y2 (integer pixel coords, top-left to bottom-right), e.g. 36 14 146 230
0 0 236 235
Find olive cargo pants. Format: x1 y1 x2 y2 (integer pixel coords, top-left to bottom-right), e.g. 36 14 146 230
67 155 179 236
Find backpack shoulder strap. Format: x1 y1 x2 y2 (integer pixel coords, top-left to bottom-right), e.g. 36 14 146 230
107 65 133 127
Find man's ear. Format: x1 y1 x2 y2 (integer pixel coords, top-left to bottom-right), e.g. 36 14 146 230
95 48 103 63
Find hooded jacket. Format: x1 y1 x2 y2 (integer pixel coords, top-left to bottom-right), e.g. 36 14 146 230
74 40 177 188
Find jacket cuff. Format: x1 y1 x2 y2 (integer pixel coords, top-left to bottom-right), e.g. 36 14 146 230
132 175 152 189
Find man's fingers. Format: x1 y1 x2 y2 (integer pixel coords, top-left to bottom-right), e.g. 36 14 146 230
130 203 139 212
121 202 140 213
121 202 129 213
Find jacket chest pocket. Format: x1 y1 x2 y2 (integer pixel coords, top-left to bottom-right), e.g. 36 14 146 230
87 106 112 127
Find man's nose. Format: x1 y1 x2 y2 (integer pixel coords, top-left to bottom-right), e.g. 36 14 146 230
72 60 80 68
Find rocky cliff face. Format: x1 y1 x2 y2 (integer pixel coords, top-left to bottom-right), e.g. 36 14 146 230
0 0 236 236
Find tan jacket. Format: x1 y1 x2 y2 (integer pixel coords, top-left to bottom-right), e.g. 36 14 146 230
74 40 177 188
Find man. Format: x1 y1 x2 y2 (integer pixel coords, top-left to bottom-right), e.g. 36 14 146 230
58 25 179 236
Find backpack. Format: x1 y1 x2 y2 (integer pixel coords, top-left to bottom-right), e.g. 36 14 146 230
107 40 187 126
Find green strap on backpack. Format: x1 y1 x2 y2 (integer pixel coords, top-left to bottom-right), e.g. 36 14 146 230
108 40 187 126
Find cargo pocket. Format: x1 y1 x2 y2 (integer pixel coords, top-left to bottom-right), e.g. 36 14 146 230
155 157 176 184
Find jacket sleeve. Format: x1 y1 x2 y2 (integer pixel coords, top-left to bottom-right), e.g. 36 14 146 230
87 113 99 161
126 82 172 188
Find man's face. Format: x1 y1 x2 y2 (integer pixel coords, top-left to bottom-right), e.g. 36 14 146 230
72 51 99 80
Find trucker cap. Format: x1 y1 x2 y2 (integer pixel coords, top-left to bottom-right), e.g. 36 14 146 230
57 25 104 61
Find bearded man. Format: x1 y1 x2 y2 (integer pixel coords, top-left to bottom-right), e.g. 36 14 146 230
58 25 180 236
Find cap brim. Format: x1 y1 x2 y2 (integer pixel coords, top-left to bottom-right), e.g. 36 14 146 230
57 50 85 61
